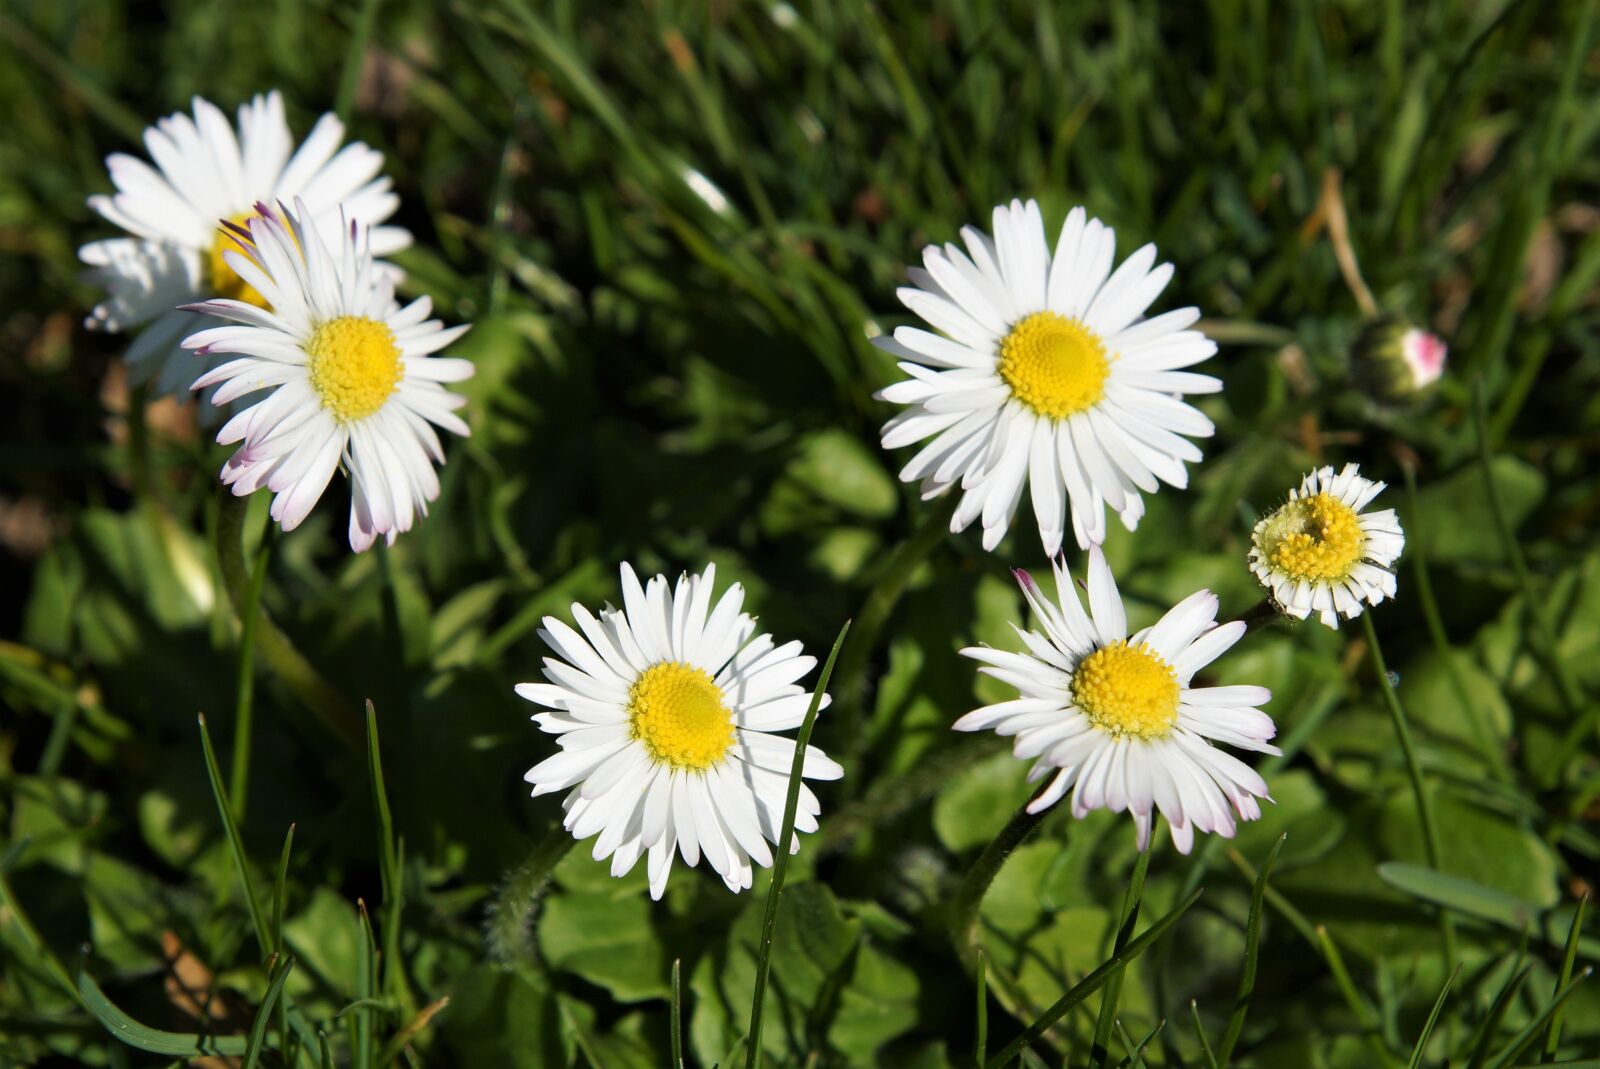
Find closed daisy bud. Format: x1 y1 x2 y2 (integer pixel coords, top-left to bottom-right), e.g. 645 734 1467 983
1249 463 1404 628
956 546 1277 854
518 563 843 900
1352 315 1447 400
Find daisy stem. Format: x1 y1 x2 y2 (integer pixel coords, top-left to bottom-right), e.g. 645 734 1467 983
1088 845 1151 1069
1239 598 1282 635
745 620 851 1069
835 494 957 774
229 523 273 823
483 825 575 966
215 490 363 751
950 791 1051 975
1360 611 1459 969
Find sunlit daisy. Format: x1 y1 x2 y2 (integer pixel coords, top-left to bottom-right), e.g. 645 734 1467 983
518 563 843 899
80 91 410 406
956 546 1276 853
1249 463 1403 628
184 199 471 551
875 199 1219 554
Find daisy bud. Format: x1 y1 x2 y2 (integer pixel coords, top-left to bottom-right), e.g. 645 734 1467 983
1352 315 1447 401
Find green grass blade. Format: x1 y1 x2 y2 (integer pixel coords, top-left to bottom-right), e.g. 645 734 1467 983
197 713 271 961
355 901 376 1069
1543 895 1588 1060
670 958 684 1069
0 11 145 140
365 701 410 1012
77 968 247 1056
377 996 449 1067
240 954 295 1069
974 949 988 1068
1466 963 1534 1069
1376 863 1599 960
1407 964 1461 1069
986 888 1203 1068
272 824 295 957
1361 612 1459 967
0 867 85 1008
1114 1016 1163 1069
1191 998 1220 1069
1090 847 1152 1069
335 0 384 121
1485 969 1595 1069
1315 925 1401 1069
743 619 850 1069
1216 836 1285 1067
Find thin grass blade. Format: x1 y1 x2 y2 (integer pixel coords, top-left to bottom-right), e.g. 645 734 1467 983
743 619 850 1069
986 888 1203 1068
1191 1000 1220 1069
1485 969 1595 1069
1090 847 1152 1069
197 714 270 960
77 969 248 1056
671 958 684 1069
1217 835 1285 1068
240 954 295 1069
1408 964 1461 1069
1543 895 1589 1061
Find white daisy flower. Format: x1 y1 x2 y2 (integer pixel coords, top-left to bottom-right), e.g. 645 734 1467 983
956 546 1277 853
1249 463 1405 628
183 199 471 551
875 199 1220 555
79 91 410 405
518 563 843 899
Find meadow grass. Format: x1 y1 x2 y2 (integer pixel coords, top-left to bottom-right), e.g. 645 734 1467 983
2 1 1599 1066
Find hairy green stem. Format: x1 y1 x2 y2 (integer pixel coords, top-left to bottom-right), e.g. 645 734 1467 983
230 528 272 822
1361 612 1459 968
951 792 1050 974
483 826 576 967
215 491 363 751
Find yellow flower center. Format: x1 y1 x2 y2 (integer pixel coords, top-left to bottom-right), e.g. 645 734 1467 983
628 662 735 772
305 316 404 423
207 213 270 308
1072 640 1180 740
1261 492 1365 581
997 311 1111 419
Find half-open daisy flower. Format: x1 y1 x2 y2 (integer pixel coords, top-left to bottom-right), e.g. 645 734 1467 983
875 199 1219 554
518 563 843 899
184 199 471 551
80 91 410 406
1249 463 1404 628
956 546 1276 853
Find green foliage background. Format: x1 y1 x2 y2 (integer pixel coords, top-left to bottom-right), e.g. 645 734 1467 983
2 1 1599 1066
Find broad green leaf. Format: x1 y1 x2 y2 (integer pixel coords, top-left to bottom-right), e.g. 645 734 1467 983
1411 457 1545 563
1380 791 1559 909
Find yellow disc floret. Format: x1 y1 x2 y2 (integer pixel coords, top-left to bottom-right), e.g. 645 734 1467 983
998 311 1111 419
306 316 404 423
628 662 735 772
1259 492 1364 582
207 214 270 308
1072 640 1181 740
